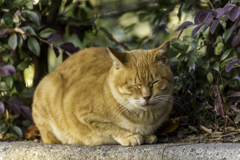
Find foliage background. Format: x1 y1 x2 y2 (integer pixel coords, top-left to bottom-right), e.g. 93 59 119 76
0 0 240 140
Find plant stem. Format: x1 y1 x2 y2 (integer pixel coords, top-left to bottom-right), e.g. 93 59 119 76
208 0 214 9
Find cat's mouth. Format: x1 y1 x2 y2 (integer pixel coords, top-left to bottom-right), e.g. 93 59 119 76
142 103 156 108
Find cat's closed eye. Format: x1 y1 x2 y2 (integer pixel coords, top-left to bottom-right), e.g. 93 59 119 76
150 80 160 87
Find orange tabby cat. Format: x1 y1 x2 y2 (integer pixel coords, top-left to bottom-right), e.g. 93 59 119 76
32 41 173 146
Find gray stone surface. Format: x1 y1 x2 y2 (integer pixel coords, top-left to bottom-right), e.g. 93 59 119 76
0 142 240 160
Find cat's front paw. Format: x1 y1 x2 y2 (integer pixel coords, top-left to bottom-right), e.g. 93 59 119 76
117 134 144 146
144 135 157 144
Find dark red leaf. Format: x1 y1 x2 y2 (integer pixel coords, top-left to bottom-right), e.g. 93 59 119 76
53 46 60 57
229 7 240 22
0 101 5 113
194 9 212 24
228 92 240 98
231 34 240 47
176 21 193 31
47 33 62 42
177 29 184 39
213 86 225 119
60 42 80 54
8 104 21 115
225 57 239 72
62 51 69 62
191 24 202 37
20 105 33 122
210 20 220 34
8 97 24 105
230 105 239 112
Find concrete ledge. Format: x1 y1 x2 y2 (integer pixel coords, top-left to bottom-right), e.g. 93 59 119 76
0 142 239 160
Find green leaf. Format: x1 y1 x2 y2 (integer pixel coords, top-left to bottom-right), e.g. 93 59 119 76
0 0 5 6
207 72 214 83
220 48 232 61
187 48 198 56
0 126 7 136
1 52 11 62
17 60 32 71
25 0 33 9
213 62 219 72
28 37 40 56
202 62 210 71
8 33 17 50
22 120 32 127
22 10 40 24
39 28 58 38
17 33 23 48
10 126 23 137
187 57 195 69
21 26 36 35
168 48 179 58
218 84 223 92
235 113 240 124
15 80 25 92
6 76 14 88
222 28 230 43
21 87 35 98
0 82 10 91
177 3 185 21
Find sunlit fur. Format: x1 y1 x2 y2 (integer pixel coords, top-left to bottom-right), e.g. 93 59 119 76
32 41 173 146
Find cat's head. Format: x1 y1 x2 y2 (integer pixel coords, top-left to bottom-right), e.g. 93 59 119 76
108 41 173 111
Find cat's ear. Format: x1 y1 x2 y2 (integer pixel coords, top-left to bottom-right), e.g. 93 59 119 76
107 47 126 69
153 41 170 65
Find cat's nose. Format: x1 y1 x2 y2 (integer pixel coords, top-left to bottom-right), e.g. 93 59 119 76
143 96 151 102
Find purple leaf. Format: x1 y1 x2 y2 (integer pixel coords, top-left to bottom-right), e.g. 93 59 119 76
199 12 210 23
8 104 21 115
228 92 240 98
215 8 225 18
226 21 240 40
204 21 212 30
215 0 219 1
210 20 220 34
223 3 234 13
176 21 193 31
191 24 202 37
230 105 239 112
225 57 239 72
0 68 9 77
8 97 24 105
47 33 62 42
231 34 240 47
3 65 16 74
20 105 33 122
194 9 212 24
229 7 240 22
60 42 80 54
53 46 60 57
0 101 5 113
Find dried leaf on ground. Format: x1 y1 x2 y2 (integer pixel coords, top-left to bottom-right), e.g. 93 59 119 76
24 124 39 139
200 125 212 134
156 116 181 135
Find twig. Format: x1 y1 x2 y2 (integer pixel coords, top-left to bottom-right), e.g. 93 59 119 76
207 0 214 9
98 27 129 51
